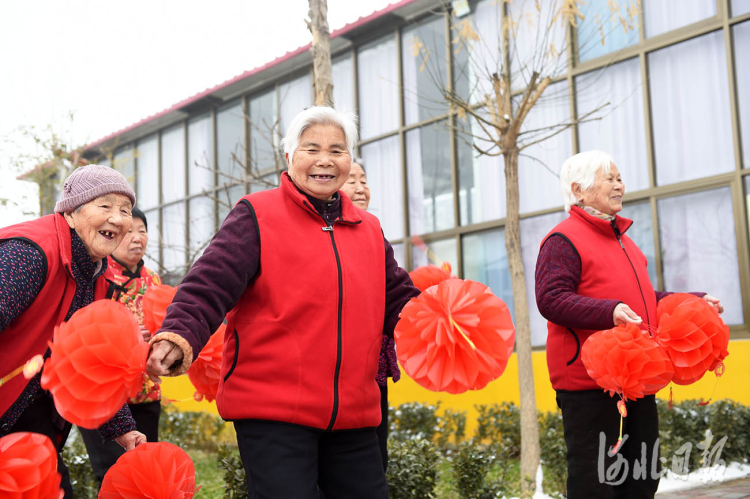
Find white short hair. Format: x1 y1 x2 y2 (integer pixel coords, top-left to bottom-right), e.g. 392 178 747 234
281 106 358 165
560 150 614 212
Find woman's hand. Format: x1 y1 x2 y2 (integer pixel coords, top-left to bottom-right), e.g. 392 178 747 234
139 325 152 342
146 340 184 376
115 430 146 450
613 303 642 326
703 294 724 314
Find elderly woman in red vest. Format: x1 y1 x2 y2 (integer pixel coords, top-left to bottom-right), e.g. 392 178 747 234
0 164 146 498
146 106 419 498
535 150 724 499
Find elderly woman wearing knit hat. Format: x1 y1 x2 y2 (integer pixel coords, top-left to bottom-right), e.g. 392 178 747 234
0 164 146 498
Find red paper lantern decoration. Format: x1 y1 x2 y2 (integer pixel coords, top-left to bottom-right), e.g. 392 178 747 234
395 279 515 394
656 293 729 385
99 442 197 499
581 323 674 401
187 324 226 402
0 432 63 499
41 300 148 429
142 285 178 334
409 265 454 292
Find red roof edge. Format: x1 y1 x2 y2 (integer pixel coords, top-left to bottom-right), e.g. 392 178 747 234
85 0 418 152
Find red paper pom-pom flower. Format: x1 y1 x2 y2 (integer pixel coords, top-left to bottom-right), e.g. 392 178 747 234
581 323 674 401
99 442 198 499
187 324 226 402
142 285 178 334
656 293 729 385
409 265 454 292
41 300 148 429
0 432 63 499
395 279 515 394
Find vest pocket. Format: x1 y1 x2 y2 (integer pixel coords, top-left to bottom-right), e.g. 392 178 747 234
566 328 581 366
223 329 240 382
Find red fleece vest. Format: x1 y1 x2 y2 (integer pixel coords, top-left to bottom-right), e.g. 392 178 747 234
217 175 386 430
542 206 657 391
0 214 110 417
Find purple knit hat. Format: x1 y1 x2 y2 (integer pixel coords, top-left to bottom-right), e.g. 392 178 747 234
54 164 136 213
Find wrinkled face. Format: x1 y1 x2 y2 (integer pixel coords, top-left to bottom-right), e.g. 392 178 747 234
112 217 148 269
286 124 351 201
575 163 624 215
64 194 133 261
340 162 370 210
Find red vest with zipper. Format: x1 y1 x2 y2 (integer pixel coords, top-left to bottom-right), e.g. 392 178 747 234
217 174 386 430
0 214 110 417
542 206 657 392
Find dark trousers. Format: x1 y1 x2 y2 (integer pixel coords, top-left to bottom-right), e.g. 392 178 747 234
235 420 389 499
556 390 661 499
79 400 161 483
8 393 73 499
375 383 389 471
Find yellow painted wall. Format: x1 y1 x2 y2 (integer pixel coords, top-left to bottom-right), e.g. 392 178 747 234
160 339 750 436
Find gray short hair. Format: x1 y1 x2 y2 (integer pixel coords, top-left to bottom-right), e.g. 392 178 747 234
352 158 366 173
560 150 614 212
281 106 358 165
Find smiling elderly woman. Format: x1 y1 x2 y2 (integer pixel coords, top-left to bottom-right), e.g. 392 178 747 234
0 164 146 498
534 150 724 499
145 106 419 498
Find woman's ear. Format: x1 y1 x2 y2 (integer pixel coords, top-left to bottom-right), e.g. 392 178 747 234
571 182 582 200
62 212 76 229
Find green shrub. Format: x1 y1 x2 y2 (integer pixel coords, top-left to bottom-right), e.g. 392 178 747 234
63 427 98 498
474 402 521 458
452 441 508 499
158 404 229 452
538 410 567 498
387 438 440 499
390 402 441 443
217 443 247 498
437 409 468 451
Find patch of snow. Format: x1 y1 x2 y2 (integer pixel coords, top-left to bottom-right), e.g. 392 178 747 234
656 462 750 495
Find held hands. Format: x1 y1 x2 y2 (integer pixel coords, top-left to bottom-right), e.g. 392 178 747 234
115 430 147 451
703 294 724 314
613 303 642 326
139 325 152 342
146 340 184 377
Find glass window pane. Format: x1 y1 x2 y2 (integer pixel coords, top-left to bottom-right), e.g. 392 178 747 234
734 0 750 16
453 0 502 104
249 90 278 175
360 135 404 241
188 114 214 196
217 184 246 223
161 125 186 204
518 81 572 214
577 0 639 62
332 54 355 113
735 21 750 169
658 187 744 325
644 0 716 38
508 0 567 90
358 35 399 139
188 196 215 264
113 145 135 188
402 16 449 125
250 172 280 194
217 102 245 187
143 209 160 272
457 115 505 225
279 74 312 135
462 228 514 315
521 210 568 346
136 135 159 210
99 157 111 167
407 122 455 234
619 201 658 288
162 202 186 280
392 242 405 269
576 58 649 192
411 237 458 273
649 31 733 185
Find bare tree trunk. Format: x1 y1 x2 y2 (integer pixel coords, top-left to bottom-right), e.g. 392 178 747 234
504 146 541 496
308 0 334 107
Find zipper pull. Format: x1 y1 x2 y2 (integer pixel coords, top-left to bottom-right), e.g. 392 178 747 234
322 226 333 232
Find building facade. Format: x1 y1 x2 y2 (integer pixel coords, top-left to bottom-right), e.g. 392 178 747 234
85 0 750 415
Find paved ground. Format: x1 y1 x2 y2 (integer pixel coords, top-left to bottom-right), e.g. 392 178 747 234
657 477 750 498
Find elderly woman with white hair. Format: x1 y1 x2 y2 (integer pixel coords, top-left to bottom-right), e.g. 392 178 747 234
535 150 723 499
145 106 419 498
